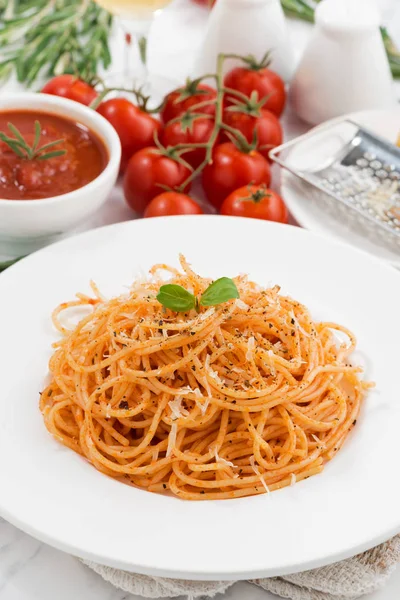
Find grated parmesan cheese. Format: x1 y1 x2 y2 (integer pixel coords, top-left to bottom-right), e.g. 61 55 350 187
246 336 256 361
199 307 215 321
166 423 177 458
250 456 270 495
213 447 235 469
289 310 310 338
168 396 189 420
235 299 250 310
192 388 209 415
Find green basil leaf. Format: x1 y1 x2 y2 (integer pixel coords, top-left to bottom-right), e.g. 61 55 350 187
157 284 196 312
200 277 240 307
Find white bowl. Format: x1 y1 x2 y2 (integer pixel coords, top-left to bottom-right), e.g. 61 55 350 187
0 93 121 259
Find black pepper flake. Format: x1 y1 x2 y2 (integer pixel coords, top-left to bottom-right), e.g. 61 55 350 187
159 320 164 326
119 400 129 409
232 400 237 404
113 331 116 337
190 331 196 336
353 419 357 425
191 365 196 371
291 331 295 337
200 491 205 494
163 483 167 489
291 318 295 325
158 329 163 334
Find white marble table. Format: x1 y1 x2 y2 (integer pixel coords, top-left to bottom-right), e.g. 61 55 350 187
2 1 400 598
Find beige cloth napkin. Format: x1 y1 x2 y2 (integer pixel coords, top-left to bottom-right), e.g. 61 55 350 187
82 535 400 600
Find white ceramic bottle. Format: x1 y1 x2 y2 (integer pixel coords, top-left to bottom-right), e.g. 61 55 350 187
193 0 295 82
290 0 396 126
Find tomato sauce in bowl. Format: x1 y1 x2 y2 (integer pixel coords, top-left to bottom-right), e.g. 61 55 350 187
0 110 108 200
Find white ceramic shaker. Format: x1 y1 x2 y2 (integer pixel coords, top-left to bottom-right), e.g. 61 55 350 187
193 0 295 82
289 0 396 126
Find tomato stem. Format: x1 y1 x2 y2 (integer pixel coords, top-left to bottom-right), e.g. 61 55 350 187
175 53 226 192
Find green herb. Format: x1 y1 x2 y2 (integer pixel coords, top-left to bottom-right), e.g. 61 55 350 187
157 278 239 313
156 284 197 313
0 0 112 87
0 120 66 161
200 277 240 306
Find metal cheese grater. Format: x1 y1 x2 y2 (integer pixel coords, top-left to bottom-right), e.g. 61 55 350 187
269 119 400 253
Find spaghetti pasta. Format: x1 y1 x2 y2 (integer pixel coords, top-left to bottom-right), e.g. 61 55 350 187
40 255 372 500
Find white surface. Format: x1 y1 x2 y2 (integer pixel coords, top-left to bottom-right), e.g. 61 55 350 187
1 216 400 580
1 0 400 598
280 108 400 268
0 94 120 258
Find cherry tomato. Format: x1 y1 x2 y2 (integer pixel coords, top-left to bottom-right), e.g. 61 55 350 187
220 184 288 223
97 98 161 173
222 108 282 161
41 75 97 106
224 66 286 117
124 148 192 214
161 82 217 124
144 192 203 217
161 115 216 169
202 142 271 209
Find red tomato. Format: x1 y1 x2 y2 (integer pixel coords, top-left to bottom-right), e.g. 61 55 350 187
97 98 161 173
202 142 271 209
144 192 203 217
222 108 282 161
124 148 192 214
224 66 286 117
161 115 216 168
161 83 217 124
220 185 288 223
41 75 97 106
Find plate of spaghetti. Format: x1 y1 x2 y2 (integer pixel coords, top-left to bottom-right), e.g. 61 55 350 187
0 215 399 579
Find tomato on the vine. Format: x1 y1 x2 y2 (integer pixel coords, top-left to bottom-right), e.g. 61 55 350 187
41 75 97 106
202 142 271 209
224 56 286 117
144 192 203 217
161 80 217 124
124 148 192 214
97 98 160 173
161 113 216 169
222 106 282 161
220 184 288 223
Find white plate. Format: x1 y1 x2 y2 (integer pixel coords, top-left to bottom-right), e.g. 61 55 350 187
0 216 400 580
281 108 400 269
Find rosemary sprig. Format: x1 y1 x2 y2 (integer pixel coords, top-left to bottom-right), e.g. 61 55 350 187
280 0 400 79
0 120 66 161
0 0 113 87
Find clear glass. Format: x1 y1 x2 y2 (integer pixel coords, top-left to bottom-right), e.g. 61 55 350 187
93 0 174 94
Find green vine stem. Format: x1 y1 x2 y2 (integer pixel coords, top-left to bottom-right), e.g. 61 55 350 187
174 53 226 192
